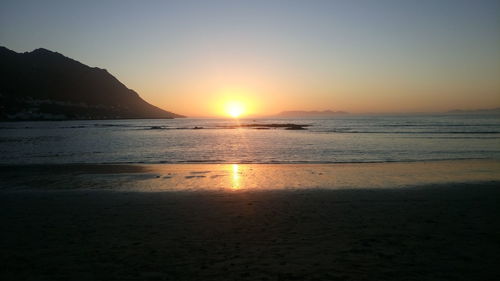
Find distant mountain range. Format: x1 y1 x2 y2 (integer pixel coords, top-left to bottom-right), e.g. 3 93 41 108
276 110 348 117
447 108 500 114
0 46 183 120
275 108 500 117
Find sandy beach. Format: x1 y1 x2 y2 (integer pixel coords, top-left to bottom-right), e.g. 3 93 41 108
1 160 500 280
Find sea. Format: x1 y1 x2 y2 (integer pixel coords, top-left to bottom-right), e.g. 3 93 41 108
1 114 499 165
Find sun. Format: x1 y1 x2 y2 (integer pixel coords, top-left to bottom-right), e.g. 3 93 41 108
226 101 245 118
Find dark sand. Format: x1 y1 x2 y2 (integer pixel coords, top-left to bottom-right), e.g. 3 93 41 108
1 161 500 280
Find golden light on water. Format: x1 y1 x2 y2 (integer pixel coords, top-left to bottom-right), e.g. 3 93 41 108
231 164 240 189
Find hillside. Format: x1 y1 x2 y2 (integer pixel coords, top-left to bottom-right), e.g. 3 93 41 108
0 46 184 120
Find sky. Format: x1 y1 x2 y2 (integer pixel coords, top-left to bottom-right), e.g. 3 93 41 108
1 0 499 116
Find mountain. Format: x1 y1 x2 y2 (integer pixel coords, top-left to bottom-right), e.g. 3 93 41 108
0 46 184 120
447 108 500 114
276 110 348 117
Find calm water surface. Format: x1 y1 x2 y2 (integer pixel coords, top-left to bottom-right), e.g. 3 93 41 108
1 114 499 164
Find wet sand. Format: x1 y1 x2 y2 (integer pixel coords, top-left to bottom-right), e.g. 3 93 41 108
1 159 500 191
1 161 500 280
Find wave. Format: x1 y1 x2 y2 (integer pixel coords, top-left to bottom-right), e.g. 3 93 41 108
321 130 500 134
376 124 496 127
397 136 500 139
88 157 494 165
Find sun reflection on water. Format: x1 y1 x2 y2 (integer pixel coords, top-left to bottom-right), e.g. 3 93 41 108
231 164 240 189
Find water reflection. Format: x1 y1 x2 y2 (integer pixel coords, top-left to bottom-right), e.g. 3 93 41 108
6 160 500 192
231 164 240 189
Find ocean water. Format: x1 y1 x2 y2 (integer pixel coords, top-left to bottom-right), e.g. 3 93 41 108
1 114 499 165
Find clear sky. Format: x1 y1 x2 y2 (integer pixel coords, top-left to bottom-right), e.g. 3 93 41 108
1 0 499 116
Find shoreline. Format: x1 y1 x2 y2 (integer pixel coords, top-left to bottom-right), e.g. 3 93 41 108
1 159 499 191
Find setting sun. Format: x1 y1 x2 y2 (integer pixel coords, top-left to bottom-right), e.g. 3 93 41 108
226 101 245 118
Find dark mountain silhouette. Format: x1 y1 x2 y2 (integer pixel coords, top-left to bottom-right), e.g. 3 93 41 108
276 110 348 117
0 46 184 120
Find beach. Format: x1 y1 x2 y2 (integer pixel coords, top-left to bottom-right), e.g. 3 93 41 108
3 0 500 279
1 160 500 280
